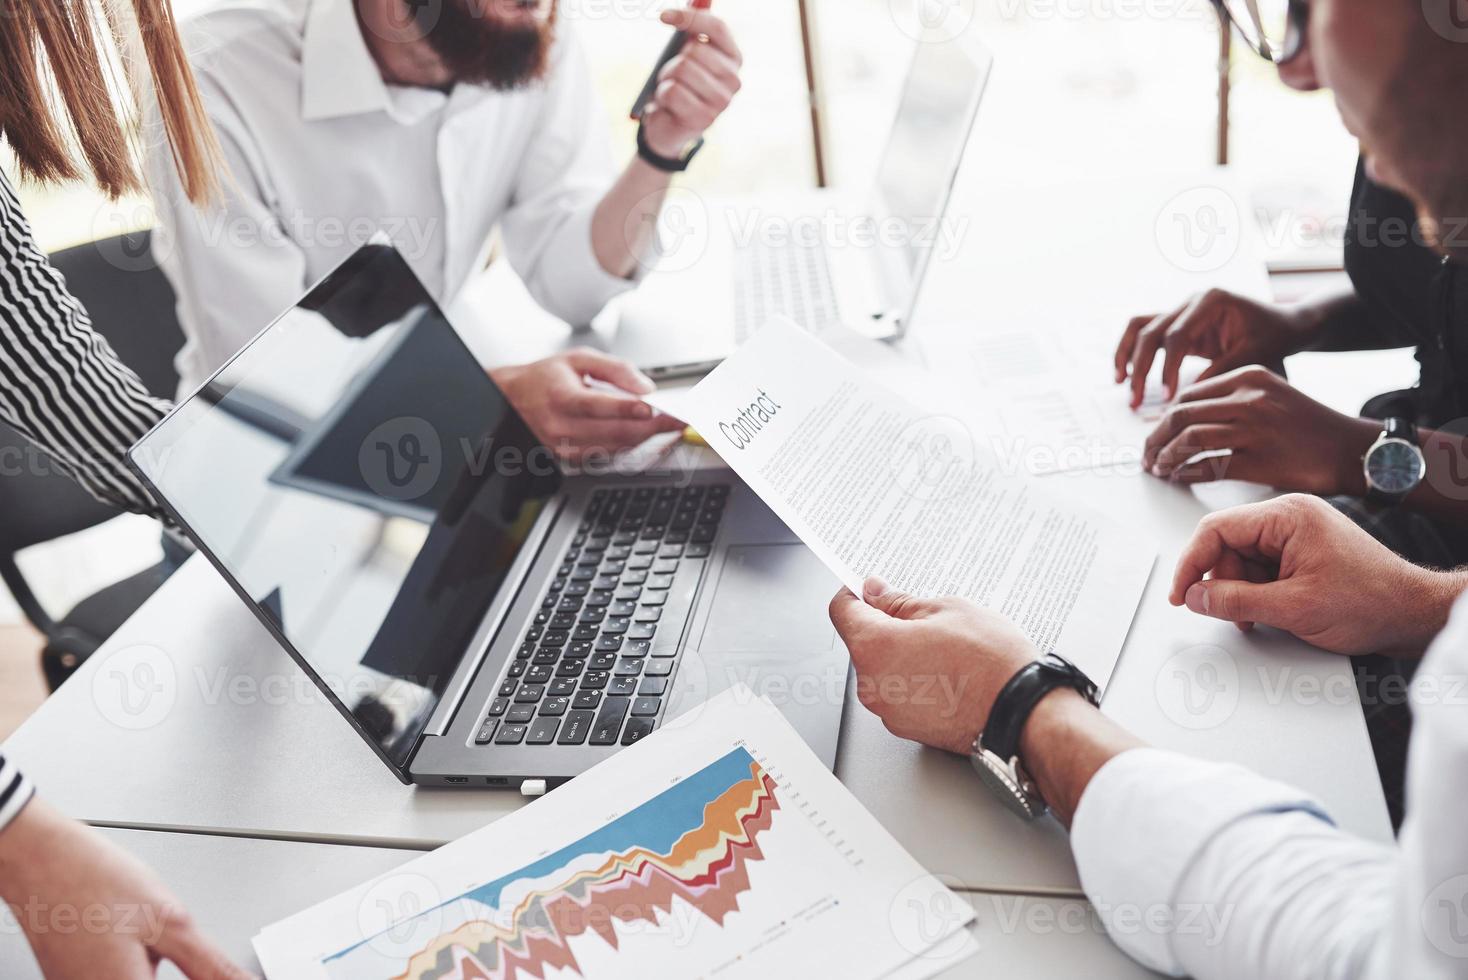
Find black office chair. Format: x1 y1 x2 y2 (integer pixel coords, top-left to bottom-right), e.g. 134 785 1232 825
0 231 184 691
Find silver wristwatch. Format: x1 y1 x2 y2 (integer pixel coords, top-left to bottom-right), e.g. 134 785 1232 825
969 653 1099 821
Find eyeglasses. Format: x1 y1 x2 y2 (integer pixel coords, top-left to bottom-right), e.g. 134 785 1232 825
1212 0 1309 65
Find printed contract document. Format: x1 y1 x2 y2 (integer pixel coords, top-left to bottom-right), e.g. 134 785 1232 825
647 319 1154 689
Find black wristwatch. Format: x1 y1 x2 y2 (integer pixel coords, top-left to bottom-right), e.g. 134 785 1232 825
969 654 1099 820
636 123 704 173
1363 417 1426 506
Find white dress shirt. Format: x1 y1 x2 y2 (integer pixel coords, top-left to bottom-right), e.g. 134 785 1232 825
1071 595 1468 979
149 0 632 394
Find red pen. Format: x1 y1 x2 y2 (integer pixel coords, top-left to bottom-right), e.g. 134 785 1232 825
629 0 713 121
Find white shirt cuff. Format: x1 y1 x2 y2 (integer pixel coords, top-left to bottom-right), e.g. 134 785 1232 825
1070 747 1333 975
534 204 638 326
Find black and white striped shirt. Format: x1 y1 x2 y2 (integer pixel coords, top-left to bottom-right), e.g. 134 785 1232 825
1 169 171 521
3 168 179 832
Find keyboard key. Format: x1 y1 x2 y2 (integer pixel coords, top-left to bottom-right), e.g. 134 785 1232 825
580 670 610 690
573 691 602 710
507 705 535 723
585 590 615 608
685 543 711 558
474 719 498 745
599 559 626 575
594 635 623 653
657 543 683 559
568 640 594 658
625 638 653 657
601 617 630 635
557 711 594 745
652 558 679 574
592 574 620 591
609 599 638 617
633 540 659 555
527 717 559 745
638 677 668 696
645 660 673 676
589 652 617 671
524 626 543 642
514 685 545 703
634 606 662 622
541 630 569 647
578 606 606 624
629 623 657 641
614 585 643 601
614 658 643 677
487 697 509 716
550 611 577 629
626 554 653 571
590 698 631 745
495 723 527 745
557 595 583 612
517 641 536 659
571 566 596 581
691 526 716 543
498 680 517 698
564 581 590 596
608 676 638 698
539 696 570 717
572 625 600 641
507 661 526 678
631 696 661 717
533 648 559 666
646 574 674 591
619 715 654 745
555 659 586 677
526 665 553 685
640 590 668 606
621 570 648 585
548 678 577 697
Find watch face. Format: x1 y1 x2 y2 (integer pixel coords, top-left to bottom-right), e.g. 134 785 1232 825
1366 439 1425 495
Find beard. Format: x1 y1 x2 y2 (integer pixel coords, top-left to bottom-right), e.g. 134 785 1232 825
415 0 557 90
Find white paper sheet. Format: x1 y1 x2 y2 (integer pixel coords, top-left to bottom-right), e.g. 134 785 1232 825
253 689 977 980
644 319 1154 688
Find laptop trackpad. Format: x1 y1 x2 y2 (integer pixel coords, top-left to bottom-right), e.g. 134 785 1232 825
669 544 847 765
702 544 838 652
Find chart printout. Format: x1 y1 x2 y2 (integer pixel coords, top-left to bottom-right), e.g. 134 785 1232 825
254 691 977 979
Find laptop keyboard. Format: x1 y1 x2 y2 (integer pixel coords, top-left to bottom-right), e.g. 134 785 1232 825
733 238 842 342
472 483 728 751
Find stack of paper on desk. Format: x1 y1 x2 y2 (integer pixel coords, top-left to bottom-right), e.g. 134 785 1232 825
645 318 1154 690
254 690 977 979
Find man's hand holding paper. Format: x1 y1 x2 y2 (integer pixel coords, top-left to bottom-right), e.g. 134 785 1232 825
645 318 1154 689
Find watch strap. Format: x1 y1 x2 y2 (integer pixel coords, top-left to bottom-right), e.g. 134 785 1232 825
636 124 703 173
979 654 1098 762
1384 417 1419 445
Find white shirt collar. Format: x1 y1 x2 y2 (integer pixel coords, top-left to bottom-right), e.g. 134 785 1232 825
300 0 392 121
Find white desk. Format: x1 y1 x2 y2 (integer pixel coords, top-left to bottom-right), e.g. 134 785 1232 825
1 450 1392 897
0 829 1159 979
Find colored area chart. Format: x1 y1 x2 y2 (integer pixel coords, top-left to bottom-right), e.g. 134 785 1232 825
325 748 779 980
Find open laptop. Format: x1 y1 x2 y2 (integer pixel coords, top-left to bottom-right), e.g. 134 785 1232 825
127 244 847 793
612 33 993 380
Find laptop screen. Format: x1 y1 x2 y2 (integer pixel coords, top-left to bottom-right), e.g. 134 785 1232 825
872 35 991 288
131 245 561 773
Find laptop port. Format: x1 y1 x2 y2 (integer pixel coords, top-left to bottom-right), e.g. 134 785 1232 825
443 776 469 784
